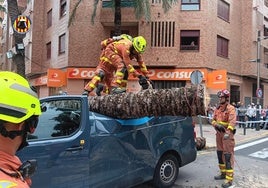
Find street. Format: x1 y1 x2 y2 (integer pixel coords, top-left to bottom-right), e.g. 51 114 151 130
174 137 268 188
136 137 268 188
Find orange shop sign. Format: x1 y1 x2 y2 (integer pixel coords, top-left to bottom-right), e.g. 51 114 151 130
206 69 227 89
32 75 48 86
67 68 207 81
142 69 207 81
47 69 66 87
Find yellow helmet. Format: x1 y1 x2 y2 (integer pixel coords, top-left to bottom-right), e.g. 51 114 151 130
0 71 41 124
120 34 133 42
133 36 147 53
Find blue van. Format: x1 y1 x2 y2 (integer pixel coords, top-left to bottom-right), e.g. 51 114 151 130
18 95 197 188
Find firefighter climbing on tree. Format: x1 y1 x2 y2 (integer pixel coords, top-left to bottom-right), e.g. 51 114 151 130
82 34 150 96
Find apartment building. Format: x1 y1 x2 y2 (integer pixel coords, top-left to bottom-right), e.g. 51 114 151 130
2 0 268 107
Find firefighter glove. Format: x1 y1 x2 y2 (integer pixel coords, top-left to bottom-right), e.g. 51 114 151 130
215 124 225 133
82 90 89 96
138 75 149 89
223 133 230 140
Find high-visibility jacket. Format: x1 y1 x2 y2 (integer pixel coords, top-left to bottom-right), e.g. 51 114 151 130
101 39 149 77
212 103 236 131
0 151 31 188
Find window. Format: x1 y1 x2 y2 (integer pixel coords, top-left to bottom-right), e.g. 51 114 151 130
28 99 81 140
217 35 228 58
264 47 268 68
47 9 52 28
180 30 200 51
110 30 129 37
102 0 134 8
59 33 65 54
181 0 200 11
151 21 175 47
152 80 186 89
230 85 240 104
264 24 268 36
46 42 51 59
60 0 67 18
218 0 230 22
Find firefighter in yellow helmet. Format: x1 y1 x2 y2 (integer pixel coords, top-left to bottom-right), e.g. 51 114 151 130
83 35 150 95
0 71 41 187
211 89 236 188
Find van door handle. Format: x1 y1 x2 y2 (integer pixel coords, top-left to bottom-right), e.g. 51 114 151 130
65 146 84 152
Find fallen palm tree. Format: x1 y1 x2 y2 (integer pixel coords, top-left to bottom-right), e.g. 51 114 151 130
88 85 205 119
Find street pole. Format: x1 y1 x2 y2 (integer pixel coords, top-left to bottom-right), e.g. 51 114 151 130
257 30 261 105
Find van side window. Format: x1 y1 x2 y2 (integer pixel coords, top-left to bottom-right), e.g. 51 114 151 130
28 99 82 140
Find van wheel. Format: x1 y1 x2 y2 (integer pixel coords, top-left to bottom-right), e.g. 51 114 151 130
153 154 179 188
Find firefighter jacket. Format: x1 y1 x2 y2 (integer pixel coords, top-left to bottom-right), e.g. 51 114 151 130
101 39 149 77
212 103 236 131
0 151 31 188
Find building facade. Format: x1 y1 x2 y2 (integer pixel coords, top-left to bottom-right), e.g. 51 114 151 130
1 0 268 107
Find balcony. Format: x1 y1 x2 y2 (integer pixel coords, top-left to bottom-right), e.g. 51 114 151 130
180 45 199 51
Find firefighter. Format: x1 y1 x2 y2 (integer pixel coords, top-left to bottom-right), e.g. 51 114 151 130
83 35 149 95
211 89 236 188
0 71 41 187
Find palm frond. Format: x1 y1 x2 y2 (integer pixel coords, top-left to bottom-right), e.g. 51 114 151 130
133 0 151 22
162 0 178 13
144 0 151 21
91 0 100 25
68 0 83 28
0 5 6 12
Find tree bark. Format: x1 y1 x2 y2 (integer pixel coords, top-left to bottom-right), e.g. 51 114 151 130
114 0 121 36
88 86 205 119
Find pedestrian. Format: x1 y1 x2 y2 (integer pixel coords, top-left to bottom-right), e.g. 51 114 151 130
237 102 246 128
246 103 256 128
83 35 150 96
211 89 236 188
0 71 41 187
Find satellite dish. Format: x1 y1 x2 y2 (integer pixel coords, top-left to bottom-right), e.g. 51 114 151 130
190 70 203 85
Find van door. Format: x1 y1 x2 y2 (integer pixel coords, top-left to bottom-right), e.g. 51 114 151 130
17 96 90 188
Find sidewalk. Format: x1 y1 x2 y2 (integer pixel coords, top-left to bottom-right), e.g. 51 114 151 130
195 123 268 149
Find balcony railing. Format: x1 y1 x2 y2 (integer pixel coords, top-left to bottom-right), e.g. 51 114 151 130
180 45 199 51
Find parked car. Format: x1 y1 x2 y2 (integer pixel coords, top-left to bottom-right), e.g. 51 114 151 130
18 95 197 188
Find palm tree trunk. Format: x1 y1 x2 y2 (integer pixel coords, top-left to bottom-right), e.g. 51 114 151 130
114 0 121 36
7 0 26 77
88 86 205 119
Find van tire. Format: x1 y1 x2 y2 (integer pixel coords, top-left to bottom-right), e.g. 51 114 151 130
153 154 179 188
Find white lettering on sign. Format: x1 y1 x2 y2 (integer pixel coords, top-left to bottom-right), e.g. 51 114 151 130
157 71 191 79
149 70 200 79
68 68 95 78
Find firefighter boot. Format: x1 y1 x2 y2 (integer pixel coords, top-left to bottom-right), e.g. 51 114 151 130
82 90 89 96
110 87 126 94
214 173 226 180
222 153 233 188
215 151 226 180
222 180 232 188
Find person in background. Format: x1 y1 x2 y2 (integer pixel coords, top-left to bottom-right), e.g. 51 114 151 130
211 89 236 188
246 103 256 128
0 71 41 187
237 102 246 128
